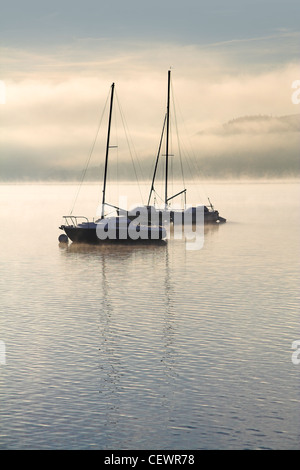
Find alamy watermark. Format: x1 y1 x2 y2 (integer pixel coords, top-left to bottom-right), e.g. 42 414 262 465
95 199 204 250
0 340 6 365
291 340 300 365
291 80 300 105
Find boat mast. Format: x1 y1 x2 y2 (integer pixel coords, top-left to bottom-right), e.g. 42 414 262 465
147 113 166 206
101 82 115 219
165 69 171 209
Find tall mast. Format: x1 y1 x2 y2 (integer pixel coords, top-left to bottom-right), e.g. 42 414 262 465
101 82 115 219
147 113 166 206
165 69 171 209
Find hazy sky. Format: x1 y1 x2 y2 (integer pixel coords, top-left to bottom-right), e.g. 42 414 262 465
1 0 299 180
1 0 299 47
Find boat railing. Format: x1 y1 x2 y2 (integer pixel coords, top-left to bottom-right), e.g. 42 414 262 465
62 216 93 227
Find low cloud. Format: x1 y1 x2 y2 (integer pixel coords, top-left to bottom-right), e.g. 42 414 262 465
198 114 300 136
190 114 299 178
1 39 299 180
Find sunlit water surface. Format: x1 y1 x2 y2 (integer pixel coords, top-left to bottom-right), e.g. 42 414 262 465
0 181 299 449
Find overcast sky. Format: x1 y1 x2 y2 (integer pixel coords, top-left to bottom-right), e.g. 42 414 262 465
1 0 299 47
1 0 299 180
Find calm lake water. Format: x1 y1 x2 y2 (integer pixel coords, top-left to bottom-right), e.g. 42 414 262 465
0 180 299 450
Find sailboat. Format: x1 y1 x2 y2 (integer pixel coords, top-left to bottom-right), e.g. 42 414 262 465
59 82 166 244
126 70 226 226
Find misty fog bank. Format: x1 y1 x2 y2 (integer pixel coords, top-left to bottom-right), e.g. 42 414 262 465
1 113 299 182
1 153 298 182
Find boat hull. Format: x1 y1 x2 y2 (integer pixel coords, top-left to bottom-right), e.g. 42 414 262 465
60 225 166 245
124 206 226 225
170 209 226 225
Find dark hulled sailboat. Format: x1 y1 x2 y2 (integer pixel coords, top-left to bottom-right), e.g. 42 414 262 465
59 82 166 244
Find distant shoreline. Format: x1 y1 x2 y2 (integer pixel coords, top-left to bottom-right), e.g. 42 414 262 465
1 177 299 185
